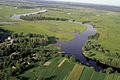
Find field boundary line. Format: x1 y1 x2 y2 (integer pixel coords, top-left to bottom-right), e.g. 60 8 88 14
58 58 67 67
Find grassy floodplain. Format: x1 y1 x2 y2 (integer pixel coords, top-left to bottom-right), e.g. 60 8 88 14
0 21 87 41
35 5 120 53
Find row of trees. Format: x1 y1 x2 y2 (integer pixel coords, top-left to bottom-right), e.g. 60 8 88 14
20 15 68 21
83 40 120 69
0 28 12 43
88 33 100 40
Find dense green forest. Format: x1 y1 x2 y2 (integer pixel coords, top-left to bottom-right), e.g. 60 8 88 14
20 15 68 21
0 29 69 79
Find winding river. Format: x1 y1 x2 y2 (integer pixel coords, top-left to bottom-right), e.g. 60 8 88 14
10 10 47 20
9 10 114 71
56 21 105 70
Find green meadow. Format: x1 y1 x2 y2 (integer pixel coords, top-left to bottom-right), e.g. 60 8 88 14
0 21 86 41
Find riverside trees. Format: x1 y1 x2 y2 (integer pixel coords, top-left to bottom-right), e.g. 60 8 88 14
83 33 120 70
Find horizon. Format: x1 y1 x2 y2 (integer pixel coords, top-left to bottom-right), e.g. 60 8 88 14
48 0 120 6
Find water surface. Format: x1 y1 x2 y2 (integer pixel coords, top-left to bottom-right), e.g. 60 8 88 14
56 21 104 70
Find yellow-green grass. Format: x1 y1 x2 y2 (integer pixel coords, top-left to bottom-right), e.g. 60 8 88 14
0 21 87 41
67 64 85 80
106 74 114 80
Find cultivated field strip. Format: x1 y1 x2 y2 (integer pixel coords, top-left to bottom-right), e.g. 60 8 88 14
80 68 107 80
67 64 85 80
113 73 120 80
53 61 75 80
106 74 114 80
58 58 67 67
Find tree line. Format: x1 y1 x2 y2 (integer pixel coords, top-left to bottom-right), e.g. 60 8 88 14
20 15 68 21
83 40 120 69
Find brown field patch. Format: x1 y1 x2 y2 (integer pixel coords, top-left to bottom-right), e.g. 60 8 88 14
44 62 51 66
58 58 67 67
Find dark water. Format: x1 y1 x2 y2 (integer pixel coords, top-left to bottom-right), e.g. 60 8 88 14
0 59 3 62
56 21 106 71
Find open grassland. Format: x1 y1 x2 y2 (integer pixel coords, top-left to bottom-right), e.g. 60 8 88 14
0 21 86 41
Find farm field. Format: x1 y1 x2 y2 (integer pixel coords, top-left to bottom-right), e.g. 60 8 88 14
20 58 75 80
20 58 120 80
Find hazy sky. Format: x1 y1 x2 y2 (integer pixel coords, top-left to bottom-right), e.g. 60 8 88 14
51 0 120 6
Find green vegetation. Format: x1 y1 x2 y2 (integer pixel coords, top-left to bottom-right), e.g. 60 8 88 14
20 58 75 80
83 40 120 68
0 21 86 41
67 64 84 80
0 31 67 80
19 58 120 80
80 67 107 80
0 0 120 80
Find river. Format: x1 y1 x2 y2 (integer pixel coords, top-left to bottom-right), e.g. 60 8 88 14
10 10 119 71
10 10 47 20
55 21 106 70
